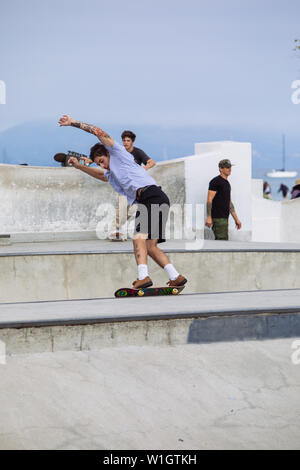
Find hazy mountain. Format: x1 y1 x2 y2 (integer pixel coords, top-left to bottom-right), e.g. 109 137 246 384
0 120 299 171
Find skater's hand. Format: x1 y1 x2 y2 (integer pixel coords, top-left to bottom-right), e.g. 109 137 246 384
58 115 73 126
80 156 93 165
68 157 80 168
205 216 213 228
235 219 242 230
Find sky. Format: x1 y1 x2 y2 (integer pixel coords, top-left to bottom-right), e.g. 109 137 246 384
0 0 300 166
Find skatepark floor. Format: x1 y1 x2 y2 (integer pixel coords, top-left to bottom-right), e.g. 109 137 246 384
1 338 299 450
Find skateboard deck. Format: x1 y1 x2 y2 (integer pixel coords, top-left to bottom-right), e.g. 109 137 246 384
53 150 89 167
114 285 185 298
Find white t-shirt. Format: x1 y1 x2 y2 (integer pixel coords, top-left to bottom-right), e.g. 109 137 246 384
104 141 157 205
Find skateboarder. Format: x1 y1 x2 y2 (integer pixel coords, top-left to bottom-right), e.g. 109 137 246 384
205 159 242 240
58 115 187 289
109 130 156 241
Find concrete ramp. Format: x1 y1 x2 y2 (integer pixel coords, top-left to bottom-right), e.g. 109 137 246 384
1 289 300 449
0 340 299 449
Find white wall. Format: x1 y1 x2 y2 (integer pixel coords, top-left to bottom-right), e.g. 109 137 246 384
281 198 300 243
251 179 282 242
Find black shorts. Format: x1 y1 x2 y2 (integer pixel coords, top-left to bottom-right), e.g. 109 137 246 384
135 185 170 243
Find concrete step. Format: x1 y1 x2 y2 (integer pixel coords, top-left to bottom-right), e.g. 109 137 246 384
1 289 300 355
1 239 300 303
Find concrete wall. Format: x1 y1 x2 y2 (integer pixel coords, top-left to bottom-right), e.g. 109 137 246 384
0 163 116 234
0 148 297 244
251 179 282 243
251 179 300 243
1 249 300 303
0 161 185 240
0 140 252 241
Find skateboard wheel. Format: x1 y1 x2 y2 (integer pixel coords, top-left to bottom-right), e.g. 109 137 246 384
137 290 144 296
172 288 179 295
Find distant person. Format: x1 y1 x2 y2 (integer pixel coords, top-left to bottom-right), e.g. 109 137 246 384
263 181 271 199
278 183 289 200
109 130 156 241
205 159 242 240
291 178 300 199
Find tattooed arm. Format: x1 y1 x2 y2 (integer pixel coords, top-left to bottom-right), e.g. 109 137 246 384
58 115 114 147
205 190 216 227
230 200 242 229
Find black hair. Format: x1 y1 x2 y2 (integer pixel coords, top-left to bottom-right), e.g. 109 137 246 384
121 130 136 142
89 143 109 161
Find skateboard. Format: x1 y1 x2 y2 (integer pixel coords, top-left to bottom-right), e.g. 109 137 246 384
109 232 127 242
53 150 90 167
114 285 185 298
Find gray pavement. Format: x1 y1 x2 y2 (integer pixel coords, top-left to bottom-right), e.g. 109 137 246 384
1 339 300 449
1 289 300 328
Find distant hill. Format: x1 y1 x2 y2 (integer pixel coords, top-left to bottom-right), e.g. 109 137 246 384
0 119 299 170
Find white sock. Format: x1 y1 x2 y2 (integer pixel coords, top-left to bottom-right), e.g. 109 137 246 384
164 264 179 281
138 264 149 280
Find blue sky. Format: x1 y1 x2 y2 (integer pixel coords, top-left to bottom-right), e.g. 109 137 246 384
0 0 300 165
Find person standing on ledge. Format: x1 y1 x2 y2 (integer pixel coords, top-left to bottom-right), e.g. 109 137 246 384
205 159 242 240
58 114 187 290
109 130 156 241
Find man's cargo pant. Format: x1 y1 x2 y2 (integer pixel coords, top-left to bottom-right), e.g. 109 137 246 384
212 218 229 240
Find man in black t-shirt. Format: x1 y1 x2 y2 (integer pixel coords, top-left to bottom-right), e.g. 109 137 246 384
121 130 156 169
205 159 242 240
109 130 156 240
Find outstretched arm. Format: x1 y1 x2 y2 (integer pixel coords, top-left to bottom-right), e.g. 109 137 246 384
59 115 114 147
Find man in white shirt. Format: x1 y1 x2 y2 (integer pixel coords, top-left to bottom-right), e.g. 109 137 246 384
109 130 156 241
58 115 187 290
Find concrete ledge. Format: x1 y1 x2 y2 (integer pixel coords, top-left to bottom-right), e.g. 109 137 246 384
9 230 97 244
1 289 300 354
2 239 300 256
